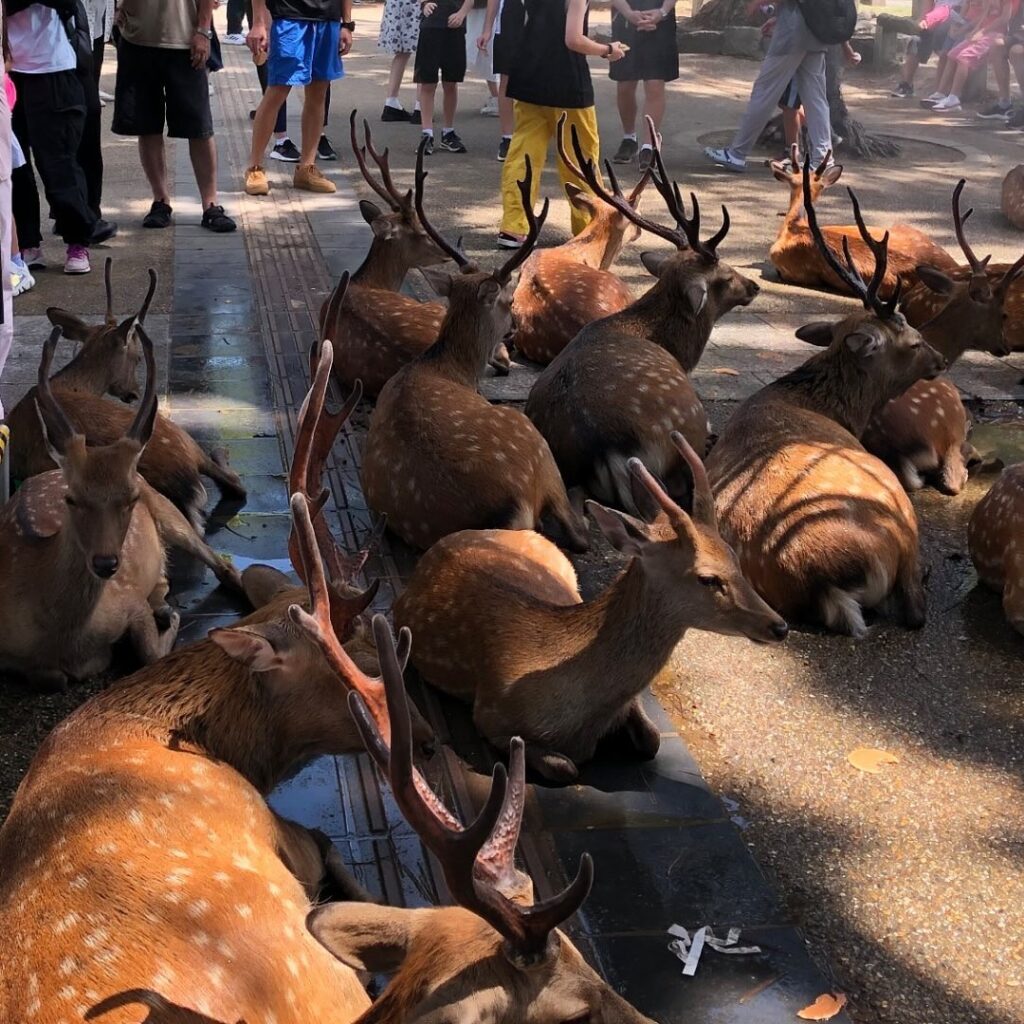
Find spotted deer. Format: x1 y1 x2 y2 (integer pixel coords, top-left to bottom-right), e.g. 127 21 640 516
394 436 787 783
768 147 957 298
511 114 648 365
526 126 758 515
1002 164 1024 230
968 464 1024 636
862 181 1024 494
362 145 588 552
706 163 945 638
0 327 242 690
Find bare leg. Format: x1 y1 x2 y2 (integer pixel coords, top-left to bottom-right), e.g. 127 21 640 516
419 82 437 131
300 79 330 166
188 137 219 210
899 51 920 86
441 81 458 130
249 83 291 167
617 80 638 135
641 79 666 135
386 51 411 102
783 106 801 148
138 135 170 203
486 79 498 99
947 59 969 99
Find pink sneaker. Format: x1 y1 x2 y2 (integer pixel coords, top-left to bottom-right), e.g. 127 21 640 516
64 244 90 275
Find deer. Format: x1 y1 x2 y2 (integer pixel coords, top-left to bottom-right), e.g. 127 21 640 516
393 434 788 783
968 464 1024 636
0 326 243 691
361 143 589 553
705 161 946 638
768 147 958 299
861 181 1024 495
1002 164 1024 231
510 114 649 365
526 124 758 515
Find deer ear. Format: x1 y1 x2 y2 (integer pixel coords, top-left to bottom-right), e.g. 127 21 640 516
359 199 385 227
639 251 669 278
794 321 834 346
845 328 885 358
241 564 296 609
685 280 709 317
769 161 792 184
564 183 597 214
46 307 92 343
210 625 284 673
586 500 650 557
418 265 454 297
820 163 844 187
308 903 419 973
115 315 140 347
916 264 955 296
477 277 503 305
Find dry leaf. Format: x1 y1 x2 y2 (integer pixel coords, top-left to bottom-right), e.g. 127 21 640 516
797 992 848 1020
847 748 899 775
711 367 740 376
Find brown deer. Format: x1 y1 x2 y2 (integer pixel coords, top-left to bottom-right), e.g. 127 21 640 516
526 125 758 514
768 147 958 298
0 327 242 690
862 181 1024 494
510 114 648 365
705 162 945 638
1002 164 1024 230
394 435 788 783
362 145 588 552
968 464 1024 636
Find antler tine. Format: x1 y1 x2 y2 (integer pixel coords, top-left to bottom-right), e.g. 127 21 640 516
414 138 472 268
555 113 586 185
496 155 549 283
790 143 799 173
104 257 115 326
705 204 731 255
951 178 989 274
814 148 834 179
627 457 682 521
363 116 412 211
475 738 529 896
35 327 78 445
845 186 891 314
349 110 401 211
138 269 158 325
669 431 717 528
125 323 159 443
997 249 1024 295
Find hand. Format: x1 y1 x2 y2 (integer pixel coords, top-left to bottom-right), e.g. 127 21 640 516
476 31 491 50
423 2 437 16
605 40 628 61
247 22 268 60
448 9 467 28
191 31 211 69
339 26 353 55
845 48 862 66
760 15 776 35
637 15 659 31
625 9 648 26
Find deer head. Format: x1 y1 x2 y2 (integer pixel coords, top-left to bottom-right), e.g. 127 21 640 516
33 324 158 579
45 258 157 402
588 434 789 645
912 179 1024 360
307 613 657 1024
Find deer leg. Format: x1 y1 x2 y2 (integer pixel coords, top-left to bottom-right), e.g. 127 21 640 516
201 447 248 500
274 814 375 904
147 577 174 629
128 605 181 664
896 455 925 493
541 487 589 554
936 446 968 496
891 561 927 630
618 699 662 761
488 340 512 376
819 587 869 639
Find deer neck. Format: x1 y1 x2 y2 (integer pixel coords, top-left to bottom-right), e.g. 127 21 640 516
51 349 112 394
48 533 106 628
419 294 496 386
917 304 977 365
773 349 881 436
352 237 412 291
558 220 619 270
782 188 808 239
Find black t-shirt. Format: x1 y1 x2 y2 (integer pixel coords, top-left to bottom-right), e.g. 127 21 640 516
267 0 342 20
421 0 465 30
507 0 594 109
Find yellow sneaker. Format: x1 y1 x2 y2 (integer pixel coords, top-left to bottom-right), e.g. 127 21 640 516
294 164 336 194
244 166 270 196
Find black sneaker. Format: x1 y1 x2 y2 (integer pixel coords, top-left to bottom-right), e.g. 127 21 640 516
381 104 412 122
201 204 237 233
270 138 301 162
142 200 173 229
497 231 523 249
889 81 913 98
1009 107 1024 128
612 137 639 164
638 146 654 173
317 135 338 161
410 109 422 126
419 133 434 157
978 100 1012 120
89 218 118 245
497 136 510 162
439 130 467 154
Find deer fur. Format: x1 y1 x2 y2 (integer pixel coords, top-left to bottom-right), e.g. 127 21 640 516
968 464 1024 636
769 149 957 298
1001 164 1024 231
394 442 787 783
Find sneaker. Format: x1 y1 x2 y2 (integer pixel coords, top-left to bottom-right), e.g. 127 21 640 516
10 257 35 296
201 204 237 232
978 99 1012 119
142 200 173 228
223 32 246 44
317 135 339 161
381 104 412 122
270 138 301 162
419 133 434 156
703 146 746 172
932 94 961 112
244 165 270 196
21 245 46 269
1008 107 1024 128
497 136 511 162
98 89 114 102
919 92 945 108
497 231 525 249
889 81 913 98
480 96 499 116
638 145 654 173
89 218 118 245
64 245 90 275
410 109 422 126
439 129 467 153
612 137 639 164
294 163 336 193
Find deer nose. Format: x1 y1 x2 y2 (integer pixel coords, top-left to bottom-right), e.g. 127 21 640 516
92 555 120 579
771 620 789 641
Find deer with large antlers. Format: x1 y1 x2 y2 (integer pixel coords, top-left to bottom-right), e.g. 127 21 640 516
769 148 957 298
969 464 1024 636
527 125 758 514
862 181 1024 494
0 327 242 690
362 145 588 552
510 115 648 365
394 435 787 783
706 162 945 638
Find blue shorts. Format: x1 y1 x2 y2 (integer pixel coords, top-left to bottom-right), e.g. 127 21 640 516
267 19 344 87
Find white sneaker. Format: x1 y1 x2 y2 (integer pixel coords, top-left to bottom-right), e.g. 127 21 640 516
932 94 961 111
223 33 246 44
98 89 114 101
64 245 91 275
480 96 499 117
21 245 45 269
703 146 746 172
11 266 35 296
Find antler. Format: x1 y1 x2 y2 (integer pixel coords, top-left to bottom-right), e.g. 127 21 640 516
555 113 650 207
125 323 159 443
137 269 158 325
801 155 898 319
35 328 78 451
951 178 991 276
347 614 594 965
671 431 717 528
997 249 1024 296
495 155 549 283
349 110 412 213
415 137 472 269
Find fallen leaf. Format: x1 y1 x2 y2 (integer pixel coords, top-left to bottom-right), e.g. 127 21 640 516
711 367 740 376
847 748 899 775
797 992 848 1020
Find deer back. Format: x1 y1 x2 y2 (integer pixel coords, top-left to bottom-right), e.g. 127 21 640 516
968 463 1024 635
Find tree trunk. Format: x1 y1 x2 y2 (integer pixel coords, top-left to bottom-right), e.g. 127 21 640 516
690 0 750 28
825 45 901 158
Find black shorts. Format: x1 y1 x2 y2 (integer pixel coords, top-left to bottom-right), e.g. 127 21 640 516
414 27 466 84
609 0 679 83
779 78 800 110
112 39 214 140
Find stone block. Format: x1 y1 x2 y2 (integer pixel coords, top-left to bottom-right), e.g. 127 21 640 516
677 28 722 55
722 25 764 59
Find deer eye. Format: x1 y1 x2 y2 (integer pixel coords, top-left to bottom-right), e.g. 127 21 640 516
698 574 724 590
64 495 78 508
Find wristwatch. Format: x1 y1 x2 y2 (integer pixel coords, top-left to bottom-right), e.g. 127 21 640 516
341 20 356 31
194 25 213 38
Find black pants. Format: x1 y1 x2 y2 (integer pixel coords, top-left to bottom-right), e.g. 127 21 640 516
227 0 251 35
79 49 104 220
11 70 96 247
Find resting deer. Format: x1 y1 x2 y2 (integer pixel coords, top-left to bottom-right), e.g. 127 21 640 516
527 125 758 514
706 163 945 638
511 114 648 365
769 147 957 298
862 181 1024 494
362 145 588 552
969 464 1024 636
0 327 242 690
1002 164 1024 230
394 436 787 783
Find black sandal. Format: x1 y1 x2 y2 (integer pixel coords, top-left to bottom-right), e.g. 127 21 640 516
142 200 172 229
201 204 237 233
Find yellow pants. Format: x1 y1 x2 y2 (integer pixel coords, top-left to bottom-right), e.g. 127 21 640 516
499 102 601 237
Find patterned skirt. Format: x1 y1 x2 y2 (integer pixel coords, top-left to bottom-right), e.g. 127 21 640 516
378 0 421 54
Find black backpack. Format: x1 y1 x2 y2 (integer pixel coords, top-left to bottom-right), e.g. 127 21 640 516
795 0 858 45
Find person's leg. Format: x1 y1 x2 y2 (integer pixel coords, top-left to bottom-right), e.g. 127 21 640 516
386 51 412 104
323 81 331 126
255 59 289 137
560 106 599 235
900 49 921 86
1010 42 1024 93
188 137 218 209
441 80 458 131
227 0 244 35
138 135 171 202
10 88 41 251
500 101 551 237
92 35 105 91
728 49 807 160
782 106 801 148
250 84 292 165
793 51 831 166
617 80 639 136
76 68 105 221
299 79 330 164
641 79 666 136
992 39 1011 100
419 82 438 132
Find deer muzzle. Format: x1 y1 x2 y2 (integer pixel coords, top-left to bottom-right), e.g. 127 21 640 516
91 555 120 579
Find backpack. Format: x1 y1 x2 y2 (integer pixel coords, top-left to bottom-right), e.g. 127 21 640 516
795 0 858 45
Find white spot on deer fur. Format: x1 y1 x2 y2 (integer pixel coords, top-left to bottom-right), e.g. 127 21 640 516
58 986 77 1002
213 871 231 885
153 965 176 989
189 899 212 919
128 809 144 827
286 955 300 978
54 912 80 935
237 904 254 919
